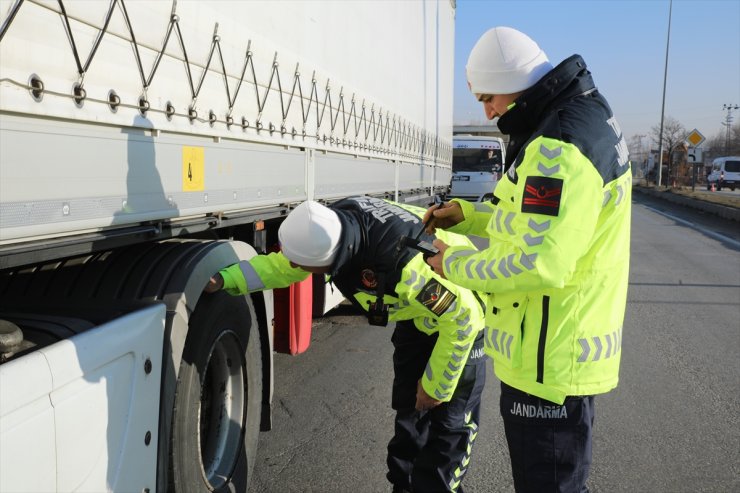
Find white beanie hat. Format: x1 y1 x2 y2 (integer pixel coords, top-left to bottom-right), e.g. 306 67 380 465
278 200 342 267
466 26 553 95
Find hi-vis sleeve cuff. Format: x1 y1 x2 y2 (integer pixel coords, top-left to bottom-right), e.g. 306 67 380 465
446 199 495 237
219 252 310 295
220 266 247 295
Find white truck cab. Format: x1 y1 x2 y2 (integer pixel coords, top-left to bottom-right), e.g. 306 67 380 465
707 157 740 191
449 135 506 201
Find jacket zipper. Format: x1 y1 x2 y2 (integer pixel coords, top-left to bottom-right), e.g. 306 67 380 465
536 295 550 383
472 290 486 314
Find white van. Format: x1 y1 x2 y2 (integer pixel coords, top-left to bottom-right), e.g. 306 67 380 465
449 135 506 201
707 156 740 191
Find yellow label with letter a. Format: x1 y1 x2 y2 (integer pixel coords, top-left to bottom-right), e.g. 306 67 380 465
182 146 205 191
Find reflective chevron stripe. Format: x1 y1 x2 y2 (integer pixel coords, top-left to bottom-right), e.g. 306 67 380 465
503 212 515 234
392 300 410 310
488 328 500 352
603 190 612 207
485 328 515 360
524 233 544 246
538 161 560 176
493 210 511 235
539 143 562 160
506 254 522 275
615 184 624 205
528 218 550 232
578 327 623 362
445 249 477 276
447 409 480 491
498 257 510 278
454 342 471 352
434 389 450 400
519 252 537 270
457 325 472 340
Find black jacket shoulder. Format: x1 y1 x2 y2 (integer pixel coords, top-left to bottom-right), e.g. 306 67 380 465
501 55 630 186
329 197 427 300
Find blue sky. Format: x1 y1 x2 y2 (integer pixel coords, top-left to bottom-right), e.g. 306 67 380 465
453 0 740 144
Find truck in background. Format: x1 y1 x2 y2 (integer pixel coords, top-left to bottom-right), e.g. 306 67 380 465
449 134 506 201
0 1 453 491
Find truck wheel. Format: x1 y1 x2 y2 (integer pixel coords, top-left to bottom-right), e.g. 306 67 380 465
170 291 262 493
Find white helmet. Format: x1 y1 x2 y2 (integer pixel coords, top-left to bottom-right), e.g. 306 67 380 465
466 26 553 95
278 201 342 267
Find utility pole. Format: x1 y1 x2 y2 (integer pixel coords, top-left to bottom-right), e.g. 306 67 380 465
657 0 672 188
722 103 739 155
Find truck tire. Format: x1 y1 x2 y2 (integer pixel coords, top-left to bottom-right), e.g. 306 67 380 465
169 291 262 493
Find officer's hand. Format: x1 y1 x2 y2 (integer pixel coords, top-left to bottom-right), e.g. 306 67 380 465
426 239 449 279
415 379 442 412
204 273 224 293
422 201 463 234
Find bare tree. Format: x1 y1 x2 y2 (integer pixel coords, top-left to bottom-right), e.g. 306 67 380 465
650 116 686 185
704 133 726 160
705 122 740 160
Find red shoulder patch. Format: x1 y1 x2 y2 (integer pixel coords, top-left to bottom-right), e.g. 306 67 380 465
522 176 563 216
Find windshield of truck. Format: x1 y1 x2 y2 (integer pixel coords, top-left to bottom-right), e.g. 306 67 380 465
452 148 503 173
724 160 740 172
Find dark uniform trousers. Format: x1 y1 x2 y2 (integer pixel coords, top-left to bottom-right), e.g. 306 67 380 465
387 321 486 492
499 382 595 493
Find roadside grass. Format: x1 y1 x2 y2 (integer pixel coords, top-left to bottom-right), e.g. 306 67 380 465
634 184 740 209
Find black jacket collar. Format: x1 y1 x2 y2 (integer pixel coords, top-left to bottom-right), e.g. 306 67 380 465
498 55 596 166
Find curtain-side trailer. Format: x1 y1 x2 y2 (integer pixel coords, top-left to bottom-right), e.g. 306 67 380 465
0 1 454 491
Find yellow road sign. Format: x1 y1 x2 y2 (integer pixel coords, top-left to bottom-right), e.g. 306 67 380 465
687 129 705 147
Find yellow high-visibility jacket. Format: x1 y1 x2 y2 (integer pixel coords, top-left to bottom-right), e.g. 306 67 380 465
219 197 485 402
443 55 631 404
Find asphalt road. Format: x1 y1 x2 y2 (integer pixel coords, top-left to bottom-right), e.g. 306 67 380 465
248 194 740 493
